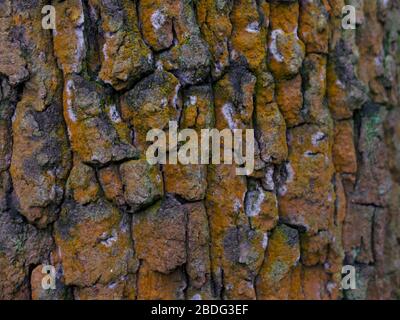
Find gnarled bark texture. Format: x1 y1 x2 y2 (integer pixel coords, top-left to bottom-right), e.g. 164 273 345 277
0 0 399 300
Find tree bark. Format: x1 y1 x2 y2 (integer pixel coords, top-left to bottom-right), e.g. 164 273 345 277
0 0 399 300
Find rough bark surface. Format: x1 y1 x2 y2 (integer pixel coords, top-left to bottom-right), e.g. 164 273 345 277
0 0 399 300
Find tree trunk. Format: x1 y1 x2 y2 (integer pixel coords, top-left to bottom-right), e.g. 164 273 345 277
0 0 399 300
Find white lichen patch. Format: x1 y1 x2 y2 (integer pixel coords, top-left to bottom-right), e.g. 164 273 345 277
285 162 295 183
72 11 86 73
262 232 269 249
147 53 153 64
222 102 237 129
233 198 242 213
278 185 287 196
214 61 223 75
73 28 85 72
161 97 168 107
66 79 77 122
245 184 265 217
151 10 166 31
293 26 300 40
270 29 285 63
156 60 164 71
311 131 326 146
230 49 239 60
102 32 114 62
326 281 337 294
100 230 118 247
108 104 121 123
11 108 17 123
189 96 197 105
246 21 260 33
172 83 181 108
264 166 275 191
335 79 345 89
108 282 117 289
